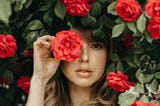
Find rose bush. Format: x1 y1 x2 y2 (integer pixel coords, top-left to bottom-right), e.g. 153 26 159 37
107 0 160 105
52 30 83 61
0 0 159 106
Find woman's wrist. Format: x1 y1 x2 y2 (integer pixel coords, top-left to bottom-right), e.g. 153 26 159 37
31 76 48 88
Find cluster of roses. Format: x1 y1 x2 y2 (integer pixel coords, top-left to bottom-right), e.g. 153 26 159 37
0 34 31 93
62 0 94 17
146 0 160 40
116 0 160 40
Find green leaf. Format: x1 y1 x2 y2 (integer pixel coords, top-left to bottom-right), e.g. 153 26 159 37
81 14 97 27
54 0 66 20
140 95 149 103
127 59 137 68
97 0 107 4
145 31 153 43
26 31 39 48
135 83 144 93
127 22 137 33
92 23 106 40
155 63 160 70
27 20 43 30
14 0 26 11
116 61 124 71
39 2 52 11
106 63 115 73
136 13 147 33
43 10 52 26
136 69 145 84
24 0 32 8
154 72 160 79
140 55 151 61
107 1 117 15
115 18 124 24
0 0 11 24
3 69 14 82
90 2 102 16
104 16 115 29
144 74 153 83
110 53 120 62
133 55 140 67
150 79 158 92
118 92 138 106
112 24 125 38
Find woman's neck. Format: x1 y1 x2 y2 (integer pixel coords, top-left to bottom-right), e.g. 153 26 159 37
69 82 93 106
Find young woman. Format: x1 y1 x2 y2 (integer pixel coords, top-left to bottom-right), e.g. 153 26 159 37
26 27 118 106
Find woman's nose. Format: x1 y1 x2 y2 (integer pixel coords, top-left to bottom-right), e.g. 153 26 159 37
79 43 89 62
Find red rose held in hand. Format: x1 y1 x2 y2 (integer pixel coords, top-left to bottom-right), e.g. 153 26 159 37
106 71 134 92
52 30 83 62
17 76 31 94
0 34 17 58
147 19 160 40
116 0 141 22
145 0 160 22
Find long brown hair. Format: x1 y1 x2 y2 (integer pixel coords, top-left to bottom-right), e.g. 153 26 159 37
44 28 118 106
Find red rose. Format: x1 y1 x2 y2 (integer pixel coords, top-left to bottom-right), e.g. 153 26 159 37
132 100 158 106
0 34 17 58
23 48 33 57
17 76 31 94
122 34 134 48
106 71 134 92
145 0 160 22
63 0 91 17
147 19 160 40
52 30 83 62
116 0 141 22
63 0 75 5
63 0 94 5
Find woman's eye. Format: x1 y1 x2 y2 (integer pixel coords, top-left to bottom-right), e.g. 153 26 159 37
90 43 104 49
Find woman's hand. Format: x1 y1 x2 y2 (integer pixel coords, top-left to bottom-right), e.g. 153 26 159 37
32 35 60 83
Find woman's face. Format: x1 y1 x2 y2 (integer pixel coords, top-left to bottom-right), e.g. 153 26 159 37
61 30 107 88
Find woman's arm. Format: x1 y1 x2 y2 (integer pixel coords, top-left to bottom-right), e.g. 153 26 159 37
26 78 46 106
26 35 60 106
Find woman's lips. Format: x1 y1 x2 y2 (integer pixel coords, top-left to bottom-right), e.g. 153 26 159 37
76 70 92 78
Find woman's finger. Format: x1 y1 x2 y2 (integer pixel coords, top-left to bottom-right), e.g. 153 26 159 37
34 40 51 50
37 35 53 42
